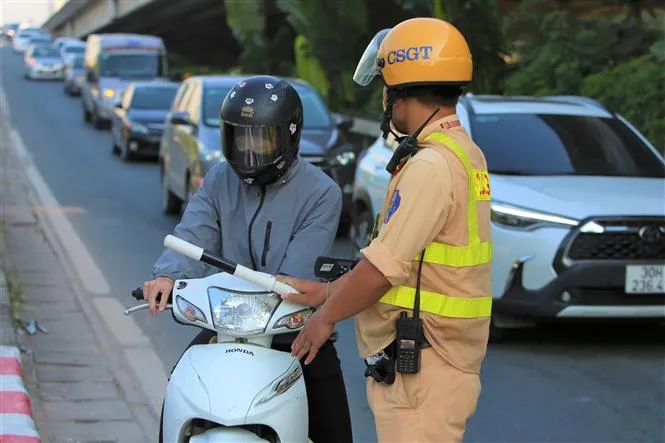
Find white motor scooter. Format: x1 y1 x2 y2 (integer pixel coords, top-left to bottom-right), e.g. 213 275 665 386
125 235 316 442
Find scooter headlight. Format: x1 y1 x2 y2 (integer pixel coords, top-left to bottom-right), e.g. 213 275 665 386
208 288 280 337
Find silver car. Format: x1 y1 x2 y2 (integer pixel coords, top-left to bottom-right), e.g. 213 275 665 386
63 54 85 96
24 45 64 80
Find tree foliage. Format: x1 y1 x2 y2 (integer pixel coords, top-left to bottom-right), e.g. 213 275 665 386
217 0 663 147
225 0 294 76
581 54 665 150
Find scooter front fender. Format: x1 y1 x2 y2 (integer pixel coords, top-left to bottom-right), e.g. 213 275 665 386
163 343 308 442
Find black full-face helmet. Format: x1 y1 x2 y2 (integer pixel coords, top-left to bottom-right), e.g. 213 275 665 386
220 75 304 186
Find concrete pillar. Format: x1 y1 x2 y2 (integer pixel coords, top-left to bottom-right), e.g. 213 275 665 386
108 0 117 22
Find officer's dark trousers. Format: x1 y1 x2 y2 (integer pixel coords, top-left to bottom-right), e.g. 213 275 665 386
168 329 353 443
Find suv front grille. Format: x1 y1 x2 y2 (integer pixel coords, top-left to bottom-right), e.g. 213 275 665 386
566 218 665 261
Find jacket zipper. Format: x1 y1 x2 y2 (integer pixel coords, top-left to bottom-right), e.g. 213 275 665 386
261 221 272 267
247 186 266 270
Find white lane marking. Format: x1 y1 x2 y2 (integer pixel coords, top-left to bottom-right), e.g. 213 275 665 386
125 347 168 417
2 88 110 295
2 87 167 419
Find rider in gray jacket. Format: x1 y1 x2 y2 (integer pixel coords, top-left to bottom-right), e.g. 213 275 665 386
143 75 352 443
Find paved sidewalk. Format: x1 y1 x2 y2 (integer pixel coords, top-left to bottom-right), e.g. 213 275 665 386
1 97 159 442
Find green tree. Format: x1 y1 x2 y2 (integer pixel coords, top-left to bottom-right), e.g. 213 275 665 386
503 0 662 96
276 0 370 111
581 54 665 150
225 0 295 76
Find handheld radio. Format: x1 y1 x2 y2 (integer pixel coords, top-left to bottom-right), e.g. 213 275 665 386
395 250 426 374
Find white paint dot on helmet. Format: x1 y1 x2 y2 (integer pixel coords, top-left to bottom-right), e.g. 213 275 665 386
270 94 278 102
245 98 254 104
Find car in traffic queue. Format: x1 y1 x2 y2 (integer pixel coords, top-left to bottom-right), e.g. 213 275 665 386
110 81 180 161
63 54 85 96
54 36 80 49
13 29 52 53
81 33 169 130
2 22 20 41
159 75 357 225
352 94 665 339
24 45 64 81
59 40 86 67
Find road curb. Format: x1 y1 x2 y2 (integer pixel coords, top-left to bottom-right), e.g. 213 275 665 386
0 86 162 438
0 345 41 442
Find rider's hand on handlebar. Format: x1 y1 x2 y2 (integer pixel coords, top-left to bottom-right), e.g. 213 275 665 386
143 277 174 316
275 276 327 307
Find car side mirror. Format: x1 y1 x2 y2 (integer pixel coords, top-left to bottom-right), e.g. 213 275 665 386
333 113 354 132
169 111 191 126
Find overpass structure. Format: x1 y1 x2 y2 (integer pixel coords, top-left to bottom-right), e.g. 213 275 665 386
42 0 240 68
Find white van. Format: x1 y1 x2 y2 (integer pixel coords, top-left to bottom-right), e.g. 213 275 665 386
81 33 168 129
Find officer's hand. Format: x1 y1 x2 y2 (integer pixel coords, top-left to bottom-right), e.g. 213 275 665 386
275 276 326 307
143 277 174 316
291 310 334 365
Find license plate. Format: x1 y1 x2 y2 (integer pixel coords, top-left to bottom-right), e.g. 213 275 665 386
625 265 665 294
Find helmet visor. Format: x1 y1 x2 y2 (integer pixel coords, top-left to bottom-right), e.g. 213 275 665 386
222 123 291 174
353 28 391 86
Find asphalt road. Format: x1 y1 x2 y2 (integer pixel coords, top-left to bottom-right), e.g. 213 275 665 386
2 45 664 443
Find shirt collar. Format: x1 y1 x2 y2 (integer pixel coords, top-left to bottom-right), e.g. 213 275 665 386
418 114 461 143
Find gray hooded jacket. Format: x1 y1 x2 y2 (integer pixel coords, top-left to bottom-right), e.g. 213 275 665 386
152 158 342 282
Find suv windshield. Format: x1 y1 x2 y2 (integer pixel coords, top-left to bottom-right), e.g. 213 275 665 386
131 86 179 110
33 47 60 58
203 87 231 127
471 113 665 178
99 53 162 78
203 85 333 128
297 89 332 128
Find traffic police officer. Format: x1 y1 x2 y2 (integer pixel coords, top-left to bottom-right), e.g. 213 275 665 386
278 17 492 443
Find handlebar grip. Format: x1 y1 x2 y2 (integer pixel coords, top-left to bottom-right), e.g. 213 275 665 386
164 234 204 261
131 288 144 300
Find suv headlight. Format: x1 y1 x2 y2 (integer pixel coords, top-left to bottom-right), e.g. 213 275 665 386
129 121 149 135
491 201 578 230
326 143 356 167
208 288 281 337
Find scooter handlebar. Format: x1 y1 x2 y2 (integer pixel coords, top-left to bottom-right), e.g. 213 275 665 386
163 235 299 296
131 288 144 300
164 234 204 261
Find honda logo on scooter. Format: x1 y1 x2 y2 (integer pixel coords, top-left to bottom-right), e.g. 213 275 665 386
225 348 255 356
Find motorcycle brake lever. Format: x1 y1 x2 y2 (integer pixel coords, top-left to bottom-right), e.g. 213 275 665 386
123 303 173 316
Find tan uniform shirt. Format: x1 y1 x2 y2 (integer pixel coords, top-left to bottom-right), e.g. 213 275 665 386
356 114 492 374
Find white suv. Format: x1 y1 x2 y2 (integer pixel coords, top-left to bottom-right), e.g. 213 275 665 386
351 95 665 338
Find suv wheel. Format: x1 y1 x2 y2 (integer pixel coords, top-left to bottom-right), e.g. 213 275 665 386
350 205 374 254
91 108 104 130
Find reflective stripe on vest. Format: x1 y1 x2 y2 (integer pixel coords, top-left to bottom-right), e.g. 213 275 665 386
378 132 492 319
